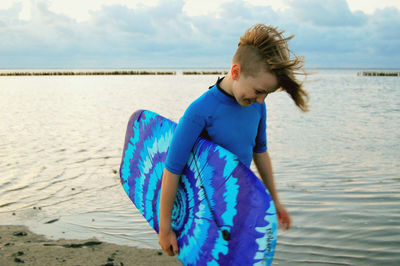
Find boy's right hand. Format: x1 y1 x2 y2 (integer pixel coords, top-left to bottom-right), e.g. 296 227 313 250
158 227 179 256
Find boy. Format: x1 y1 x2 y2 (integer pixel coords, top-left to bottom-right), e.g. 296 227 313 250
159 24 309 256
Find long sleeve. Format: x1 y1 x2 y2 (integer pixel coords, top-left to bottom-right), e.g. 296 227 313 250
254 102 267 153
165 102 206 174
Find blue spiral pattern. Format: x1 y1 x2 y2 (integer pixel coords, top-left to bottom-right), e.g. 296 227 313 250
120 110 277 265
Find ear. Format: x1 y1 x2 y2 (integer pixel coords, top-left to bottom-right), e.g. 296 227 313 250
231 64 241 81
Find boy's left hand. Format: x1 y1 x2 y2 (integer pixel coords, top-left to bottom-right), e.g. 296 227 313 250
275 202 291 230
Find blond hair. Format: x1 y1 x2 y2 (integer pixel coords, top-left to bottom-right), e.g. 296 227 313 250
233 24 309 112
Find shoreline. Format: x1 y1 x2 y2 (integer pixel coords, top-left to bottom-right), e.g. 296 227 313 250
0 225 180 266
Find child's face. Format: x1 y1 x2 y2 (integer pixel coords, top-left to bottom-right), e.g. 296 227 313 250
232 69 279 106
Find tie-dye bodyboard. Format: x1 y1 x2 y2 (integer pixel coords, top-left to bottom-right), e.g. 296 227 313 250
120 110 277 265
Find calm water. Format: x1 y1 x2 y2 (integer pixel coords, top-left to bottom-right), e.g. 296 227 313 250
0 70 399 265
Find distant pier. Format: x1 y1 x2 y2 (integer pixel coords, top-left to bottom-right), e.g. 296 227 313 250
358 71 399 77
0 70 229 76
182 71 228 75
0 70 176 76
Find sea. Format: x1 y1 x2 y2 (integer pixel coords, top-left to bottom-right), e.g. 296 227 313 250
0 69 399 265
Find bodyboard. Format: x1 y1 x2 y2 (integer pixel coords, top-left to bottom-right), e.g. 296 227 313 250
120 110 277 265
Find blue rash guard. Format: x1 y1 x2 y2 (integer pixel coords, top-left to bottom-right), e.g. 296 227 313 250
165 78 267 175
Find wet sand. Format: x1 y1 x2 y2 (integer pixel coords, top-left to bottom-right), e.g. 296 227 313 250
0 225 181 266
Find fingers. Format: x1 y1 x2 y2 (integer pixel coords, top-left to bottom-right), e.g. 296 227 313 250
158 232 179 256
165 245 174 256
278 213 291 230
161 243 179 256
277 206 291 231
172 239 179 255
279 218 290 230
158 243 173 256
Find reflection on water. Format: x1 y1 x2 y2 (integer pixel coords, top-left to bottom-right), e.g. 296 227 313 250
0 71 399 264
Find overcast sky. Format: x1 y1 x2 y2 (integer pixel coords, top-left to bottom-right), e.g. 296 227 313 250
1 0 399 69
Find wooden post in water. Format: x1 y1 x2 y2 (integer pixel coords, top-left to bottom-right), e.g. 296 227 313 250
358 71 400 77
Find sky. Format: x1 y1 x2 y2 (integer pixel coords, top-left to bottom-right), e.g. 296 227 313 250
0 0 399 69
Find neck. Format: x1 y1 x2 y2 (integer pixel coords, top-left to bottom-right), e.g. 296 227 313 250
219 72 234 96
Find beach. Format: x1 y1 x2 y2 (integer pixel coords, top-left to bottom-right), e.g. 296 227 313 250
0 225 180 266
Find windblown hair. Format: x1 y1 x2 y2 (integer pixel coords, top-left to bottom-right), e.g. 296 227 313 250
233 24 309 112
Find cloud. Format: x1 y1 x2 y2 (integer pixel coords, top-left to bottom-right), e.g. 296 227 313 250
0 0 399 68
287 0 367 27
281 1 400 67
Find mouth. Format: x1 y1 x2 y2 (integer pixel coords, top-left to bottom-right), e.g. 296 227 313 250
243 99 255 105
